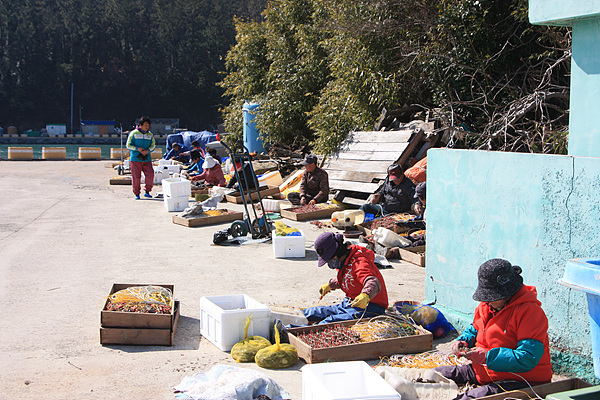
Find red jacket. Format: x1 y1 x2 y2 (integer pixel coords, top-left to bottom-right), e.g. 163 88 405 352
330 245 389 308
193 164 226 186
470 285 552 384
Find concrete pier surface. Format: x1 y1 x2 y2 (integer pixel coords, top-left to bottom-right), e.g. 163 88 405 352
0 160 428 399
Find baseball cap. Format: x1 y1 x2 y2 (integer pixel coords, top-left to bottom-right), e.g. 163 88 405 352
387 164 402 180
300 154 318 166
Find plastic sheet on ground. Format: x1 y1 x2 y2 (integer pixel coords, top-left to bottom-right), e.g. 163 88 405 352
173 364 290 400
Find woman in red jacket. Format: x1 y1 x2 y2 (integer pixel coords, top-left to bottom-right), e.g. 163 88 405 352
436 258 552 399
303 232 389 324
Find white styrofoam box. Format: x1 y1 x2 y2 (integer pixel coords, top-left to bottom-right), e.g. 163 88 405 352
124 159 130 169
302 361 401 400
141 168 169 185
162 177 191 197
164 195 189 212
156 164 180 175
158 159 172 166
200 294 271 351
272 230 305 258
262 199 280 212
375 366 458 400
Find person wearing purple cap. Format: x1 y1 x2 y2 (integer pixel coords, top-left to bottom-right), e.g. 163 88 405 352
302 232 389 324
287 154 330 206
359 164 416 217
435 259 552 399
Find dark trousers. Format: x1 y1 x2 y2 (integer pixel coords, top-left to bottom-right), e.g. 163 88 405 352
287 192 322 206
434 364 529 400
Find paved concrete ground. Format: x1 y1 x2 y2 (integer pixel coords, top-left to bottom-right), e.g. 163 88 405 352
0 160 431 399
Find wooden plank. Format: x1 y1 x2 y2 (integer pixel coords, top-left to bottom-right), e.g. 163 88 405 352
101 284 175 329
342 130 414 144
286 318 432 364
225 186 280 204
172 210 244 227
336 141 411 153
397 129 425 167
328 179 380 193
100 301 180 346
326 170 387 184
109 176 132 185
327 150 408 162
324 160 394 173
280 204 343 221
398 245 426 267
477 378 591 400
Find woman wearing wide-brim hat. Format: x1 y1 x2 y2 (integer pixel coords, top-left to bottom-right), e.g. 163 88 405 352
435 258 552 400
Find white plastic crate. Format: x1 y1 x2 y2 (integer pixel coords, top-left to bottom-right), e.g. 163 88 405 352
162 177 191 197
158 159 172 166
164 195 189 212
200 294 271 351
302 361 401 400
156 164 180 175
272 230 305 258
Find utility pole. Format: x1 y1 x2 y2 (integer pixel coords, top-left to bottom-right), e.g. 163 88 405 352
70 83 74 134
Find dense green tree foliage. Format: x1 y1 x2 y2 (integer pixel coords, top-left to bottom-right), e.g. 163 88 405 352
0 0 266 131
220 0 570 155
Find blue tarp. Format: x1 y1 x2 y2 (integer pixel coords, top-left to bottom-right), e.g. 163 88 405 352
166 131 218 154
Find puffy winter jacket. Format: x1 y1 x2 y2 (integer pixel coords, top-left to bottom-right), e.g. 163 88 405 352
126 128 156 162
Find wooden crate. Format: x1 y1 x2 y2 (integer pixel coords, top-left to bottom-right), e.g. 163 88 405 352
172 210 244 227
100 283 179 346
356 213 413 236
477 378 591 400
100 301 180 346
109 176 132 185
280 204 343 221
286 318 432 364
225 186 280 204
398 245 425 267
191 186 210 196
101 284 175 329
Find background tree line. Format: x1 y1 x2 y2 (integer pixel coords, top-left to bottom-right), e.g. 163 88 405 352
0 0 266 131
2 0 569 155
220 0 571 155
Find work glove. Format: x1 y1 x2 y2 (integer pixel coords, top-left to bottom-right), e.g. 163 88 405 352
451 340 469 356
319 283 331 297
465 347 488 365
350 293 370 309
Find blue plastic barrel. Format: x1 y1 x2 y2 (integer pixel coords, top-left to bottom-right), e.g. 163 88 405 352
560 258 600 379
242 102 264 154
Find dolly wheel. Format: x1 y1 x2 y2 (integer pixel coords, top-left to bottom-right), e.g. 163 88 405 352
230 220 248 237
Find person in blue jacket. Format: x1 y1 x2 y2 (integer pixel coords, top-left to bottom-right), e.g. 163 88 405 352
126 116 155 199
182 150 204 177
163 142 188 163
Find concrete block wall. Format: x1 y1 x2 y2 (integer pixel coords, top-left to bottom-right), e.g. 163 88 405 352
425 148 599 380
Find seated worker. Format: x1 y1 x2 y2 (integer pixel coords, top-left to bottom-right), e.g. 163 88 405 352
205 146 222 164
182 150 204 177
226 156 257 191
163 142 188 163
303 232 389 324
435 259 552 400
287 154 330 206
360 164 416 217
190 155 226 186
181 140 205 161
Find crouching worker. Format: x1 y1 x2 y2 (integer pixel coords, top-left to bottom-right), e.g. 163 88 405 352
435 258 552 400
303 232 389 324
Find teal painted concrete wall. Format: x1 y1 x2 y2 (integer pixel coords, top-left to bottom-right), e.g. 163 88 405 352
569 18 600 157
529 0 600 26
425 148 599 377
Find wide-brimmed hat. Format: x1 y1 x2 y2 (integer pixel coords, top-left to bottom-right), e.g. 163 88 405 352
300 154 318 166
203 155 217 169
314 232 343 267
387 164 403 180
473 258 523 302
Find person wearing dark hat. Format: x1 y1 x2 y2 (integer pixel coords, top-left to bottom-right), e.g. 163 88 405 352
302 232 389 324
435 259 552 400
359 164 416 217
287 154 330 206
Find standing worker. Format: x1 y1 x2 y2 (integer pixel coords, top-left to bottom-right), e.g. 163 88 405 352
288 154 330 206
303 232 389 324
436 259 552 400
126 116 156 200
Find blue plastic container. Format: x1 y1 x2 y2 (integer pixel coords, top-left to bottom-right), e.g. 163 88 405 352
560 258 600 379
242 102 264 154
